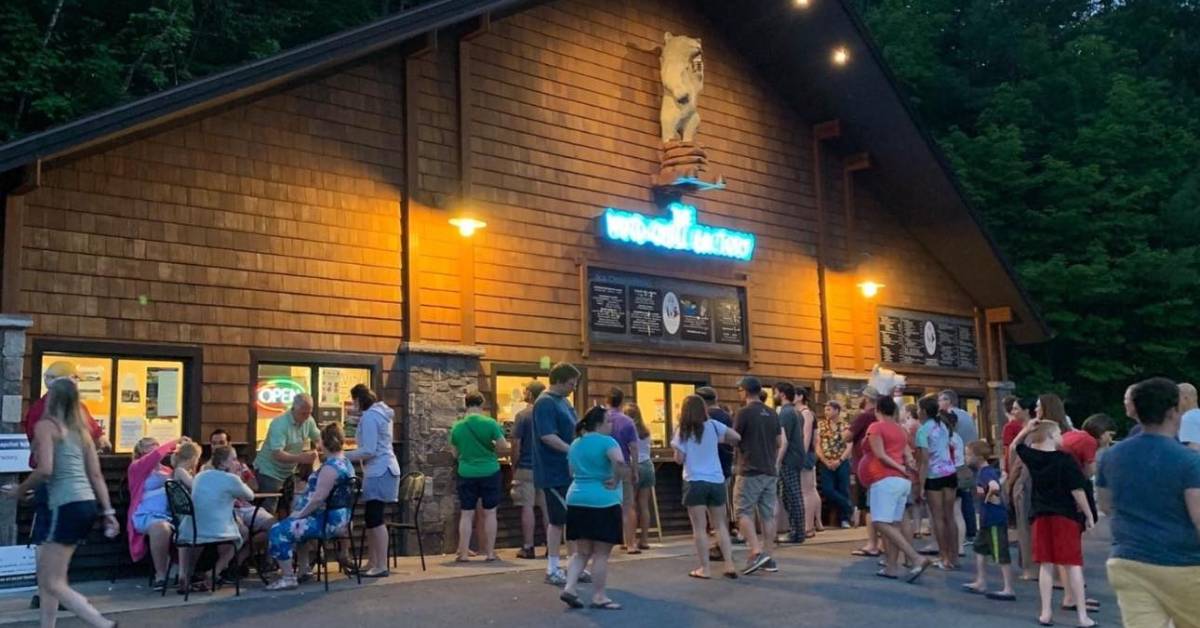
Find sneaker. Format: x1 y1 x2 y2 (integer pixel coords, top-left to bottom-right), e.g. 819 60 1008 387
544 569 567 586
840 521 851 529
516 547 536 560
266 576 298 591
787 533 805 544
743 553 771 575
762 558 779 573
579 570 593 583
732 536 746 545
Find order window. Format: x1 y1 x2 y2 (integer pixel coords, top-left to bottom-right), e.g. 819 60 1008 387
40 353 186 453
634 378 704 448
255 363 372 447
495 373 575 434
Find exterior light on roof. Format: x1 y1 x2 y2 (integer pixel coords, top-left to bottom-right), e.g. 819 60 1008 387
794 0 811 7
832 46 850 66
449 216 486 237
858 281 883 298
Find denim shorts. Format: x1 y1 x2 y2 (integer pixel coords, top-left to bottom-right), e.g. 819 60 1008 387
33 500 98 546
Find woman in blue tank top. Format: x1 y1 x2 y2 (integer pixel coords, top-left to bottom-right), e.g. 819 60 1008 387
2 378 119 628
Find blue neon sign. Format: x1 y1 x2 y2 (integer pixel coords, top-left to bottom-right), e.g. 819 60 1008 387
600 203 755 261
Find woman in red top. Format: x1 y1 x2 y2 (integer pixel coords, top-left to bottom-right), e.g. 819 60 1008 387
861 396 932 582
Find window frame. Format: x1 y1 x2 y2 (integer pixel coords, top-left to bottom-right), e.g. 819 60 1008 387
248 350 383 445
631 371 710 448
488 362 588 422
31 338 203 451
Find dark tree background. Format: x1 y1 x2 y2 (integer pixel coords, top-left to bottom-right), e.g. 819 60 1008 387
3 1 1199 422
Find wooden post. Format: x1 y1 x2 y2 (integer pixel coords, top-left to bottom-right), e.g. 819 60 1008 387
402 55 423 343
813 121 840 375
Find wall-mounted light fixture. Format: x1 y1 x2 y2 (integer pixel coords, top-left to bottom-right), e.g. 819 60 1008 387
832 46 850 66
449 216 487 237
857 281 883 298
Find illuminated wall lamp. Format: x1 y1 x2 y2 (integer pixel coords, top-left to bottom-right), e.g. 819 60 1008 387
857 281 884 298
832 46 850 66
794 0 811 6
449 216 487 237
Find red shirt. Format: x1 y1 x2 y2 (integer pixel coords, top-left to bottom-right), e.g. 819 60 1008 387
848 409 877 468
1002 419 1024 449
22 394 104 468
1059 430 1098 471
860 420 908 487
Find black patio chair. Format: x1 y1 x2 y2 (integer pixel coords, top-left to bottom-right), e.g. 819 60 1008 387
163 480 241 601
383 472 426 571
314 476 361 591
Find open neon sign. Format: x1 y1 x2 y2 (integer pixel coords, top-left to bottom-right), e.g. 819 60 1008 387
256 378 307 415
600 203 755 261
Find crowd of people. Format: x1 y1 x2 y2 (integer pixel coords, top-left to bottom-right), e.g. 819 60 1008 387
6 358 1199 628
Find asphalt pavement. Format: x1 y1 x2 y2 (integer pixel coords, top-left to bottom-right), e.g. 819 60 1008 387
12 522 1118 628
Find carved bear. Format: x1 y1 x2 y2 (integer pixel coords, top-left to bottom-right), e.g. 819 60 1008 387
660 32 704 144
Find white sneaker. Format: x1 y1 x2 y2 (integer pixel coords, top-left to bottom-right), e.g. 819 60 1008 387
544 568 567 586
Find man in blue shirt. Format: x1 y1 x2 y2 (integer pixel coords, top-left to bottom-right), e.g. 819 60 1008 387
532 362 580 585
1098 377 1200 627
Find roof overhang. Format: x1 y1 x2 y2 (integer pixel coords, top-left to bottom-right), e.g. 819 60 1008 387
0 0 1046 343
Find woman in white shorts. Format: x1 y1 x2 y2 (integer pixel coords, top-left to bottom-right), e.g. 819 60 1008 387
859 396 932 582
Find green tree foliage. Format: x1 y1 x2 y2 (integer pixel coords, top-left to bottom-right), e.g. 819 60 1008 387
857 0 1200 420
0 0 424 141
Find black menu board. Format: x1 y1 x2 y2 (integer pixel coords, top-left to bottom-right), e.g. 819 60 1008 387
587 268 748 358
589 283 627 332
877 307 979 372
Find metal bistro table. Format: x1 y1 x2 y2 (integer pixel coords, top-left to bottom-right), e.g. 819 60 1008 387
247 492 283 584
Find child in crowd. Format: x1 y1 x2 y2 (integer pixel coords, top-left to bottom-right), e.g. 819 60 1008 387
962 441 1015 601
1013 419 1095 628
172 441 201 490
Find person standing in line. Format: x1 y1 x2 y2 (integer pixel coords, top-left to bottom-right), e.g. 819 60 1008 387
1177 382 1200 451
345 384 401 577
253 394 320 513
449 391 509 562
733 376 784 575
859 395 932 582
1013 418 1096 628
559 407 628 611
946 412 969 561
697 387 737 543
797 388 822 536
1003 396 1038 580
625 403 656 551
672 394 741 579
915 394 959 570
816 400 853 528
532 363 582 585
1098 377 1200 628
847 389 881 557
962 441 1016 601
940 390 978 543
1000 396 1026 472
3 378 119 628
901 403 928 540
603 388 641 553
510 380 548 559
775 382 807 544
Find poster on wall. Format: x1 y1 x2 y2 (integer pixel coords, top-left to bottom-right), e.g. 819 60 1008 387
116 360 185 453
877 307 979 372
587 267 748 358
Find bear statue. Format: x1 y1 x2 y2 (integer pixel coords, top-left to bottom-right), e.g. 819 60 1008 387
659 32 704 144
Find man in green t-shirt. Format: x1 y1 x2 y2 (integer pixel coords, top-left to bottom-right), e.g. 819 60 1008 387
254 394 320 511
449 391 509 562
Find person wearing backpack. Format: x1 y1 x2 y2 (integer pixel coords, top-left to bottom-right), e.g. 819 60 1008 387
449 391 510 562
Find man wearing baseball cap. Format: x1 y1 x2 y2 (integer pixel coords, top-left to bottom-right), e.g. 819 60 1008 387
732 376 784 575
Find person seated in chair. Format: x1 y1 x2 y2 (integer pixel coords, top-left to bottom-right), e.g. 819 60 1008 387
177 445 255 589
266 423 356 590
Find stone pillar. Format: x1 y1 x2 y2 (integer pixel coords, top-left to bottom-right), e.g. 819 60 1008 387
395 342 484 555
987 380 1016 444
0 315 33 545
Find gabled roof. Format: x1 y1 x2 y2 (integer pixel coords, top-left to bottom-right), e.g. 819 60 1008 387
0 0 1048 343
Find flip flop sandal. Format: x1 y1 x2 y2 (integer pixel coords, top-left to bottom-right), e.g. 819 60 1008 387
688 569 712 579
559 591 584 609
454 556 471 563
987 592 1017 601
875 570 899 579
627 549 643 555
906 560 932 583
722 571 738 580
637 543 651 550
589 600 623 610
851 549 881 557
1038 620 1055 627
961 584 987 594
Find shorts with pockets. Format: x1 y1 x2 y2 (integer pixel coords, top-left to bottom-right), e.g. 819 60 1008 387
35 500 98 546
974 524 1012 564
543 485 570 526
457 471 501 510
510 467 545 509
867 476 909 524
636 460 656 490
682 480 727 508
733 474 777 520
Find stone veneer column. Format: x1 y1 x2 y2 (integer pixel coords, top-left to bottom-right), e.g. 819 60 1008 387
395 342 484 555
0 315 33 545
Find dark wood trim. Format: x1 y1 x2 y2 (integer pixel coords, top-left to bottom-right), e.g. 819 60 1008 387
457 37 474 200
812 120 840 375
630 371 710 444
577 258 589 358
31 338 204 445
248 349 384 444
401 55 421 343
1 193 22 313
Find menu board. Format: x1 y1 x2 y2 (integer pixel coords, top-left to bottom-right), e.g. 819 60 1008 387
877 307 979 372
587 268 748 357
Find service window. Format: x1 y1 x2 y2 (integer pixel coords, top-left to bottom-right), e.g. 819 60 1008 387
634 376 706 448
254 360 374 447
492 366 580 434
38 350 192 454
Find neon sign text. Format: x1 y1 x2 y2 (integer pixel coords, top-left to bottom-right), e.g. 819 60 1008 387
600 203 755 261
256 378 306 414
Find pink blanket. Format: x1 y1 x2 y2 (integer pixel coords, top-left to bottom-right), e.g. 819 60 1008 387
126 439 177 562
